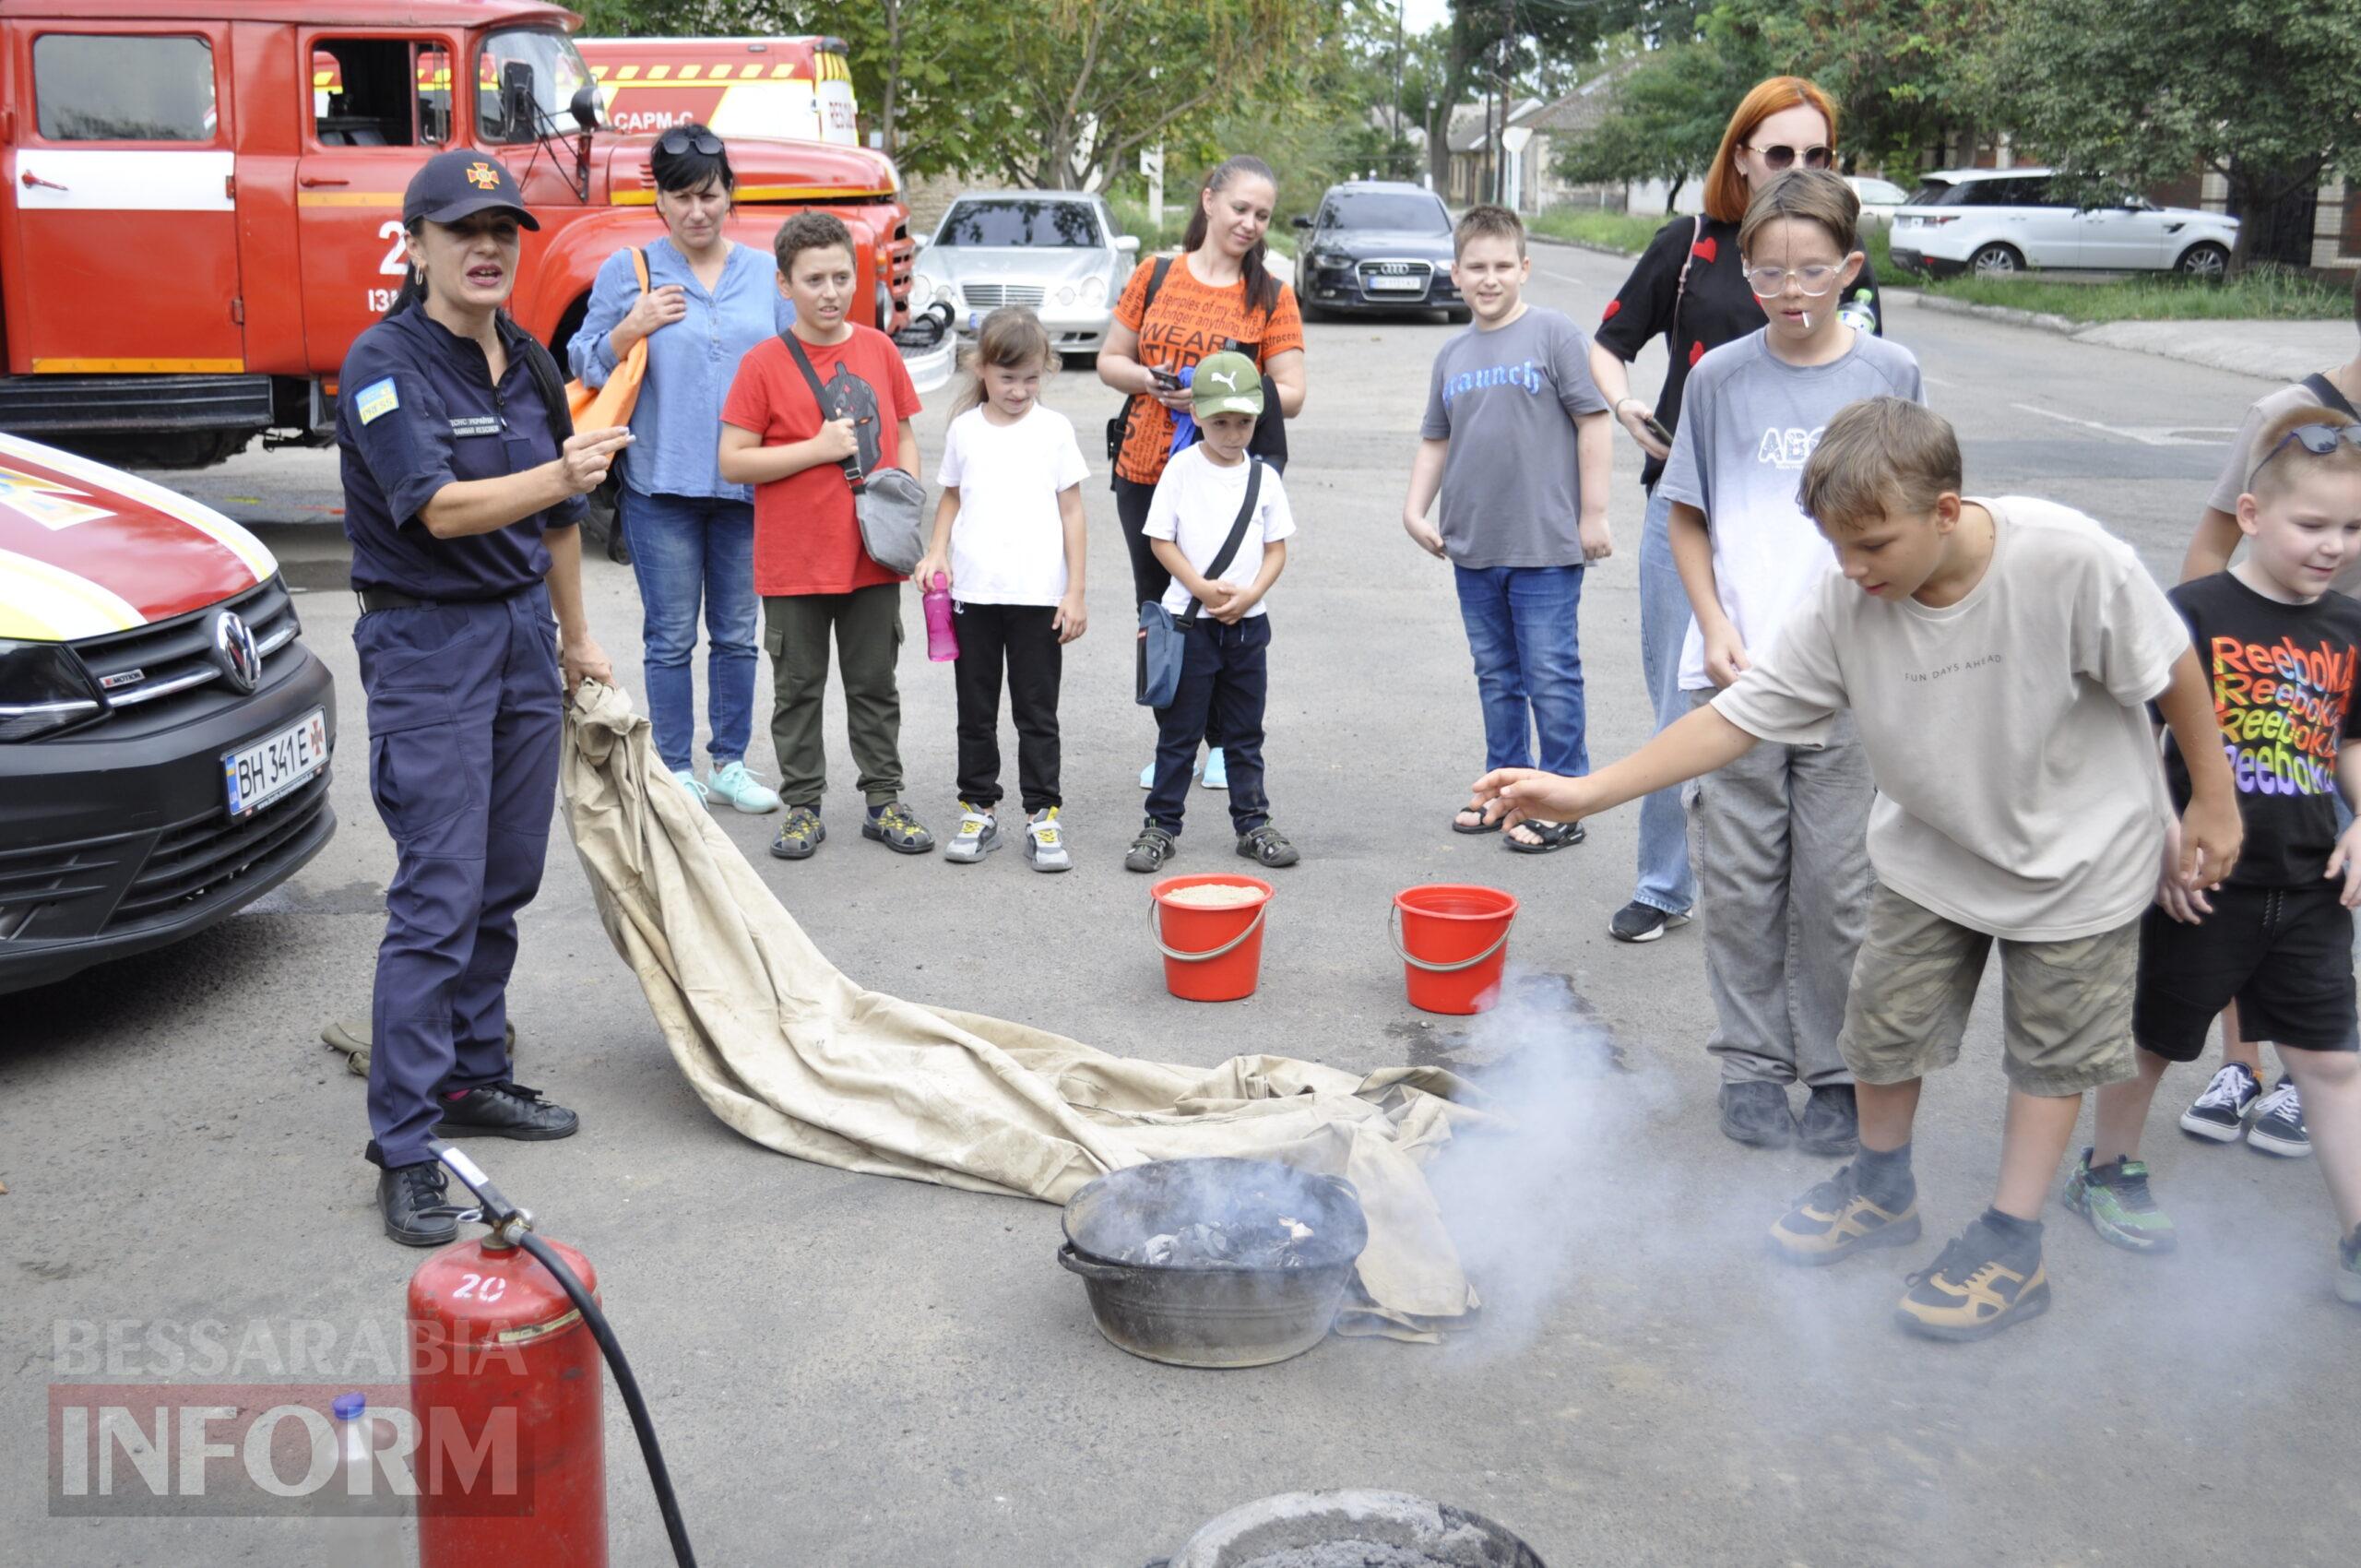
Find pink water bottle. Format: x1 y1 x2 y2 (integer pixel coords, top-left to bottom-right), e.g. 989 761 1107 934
923 573 959 661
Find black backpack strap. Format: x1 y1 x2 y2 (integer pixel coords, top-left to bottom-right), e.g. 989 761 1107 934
2303 373 2360 421
1116 256 1180 469
1178 457 1264 624
779 330 865 488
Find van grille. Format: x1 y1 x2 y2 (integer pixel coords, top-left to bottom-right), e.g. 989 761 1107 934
73 576 301 724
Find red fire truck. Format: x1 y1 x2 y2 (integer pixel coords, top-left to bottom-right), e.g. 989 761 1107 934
0 1 916 469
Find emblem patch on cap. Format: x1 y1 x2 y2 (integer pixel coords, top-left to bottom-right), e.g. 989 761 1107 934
356 377 400 424
466 161 501 190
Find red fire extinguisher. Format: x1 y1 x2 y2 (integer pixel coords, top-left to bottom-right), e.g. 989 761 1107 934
410 1141 698 1567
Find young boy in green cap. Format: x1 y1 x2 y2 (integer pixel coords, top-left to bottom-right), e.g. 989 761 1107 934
1125 350 1301 873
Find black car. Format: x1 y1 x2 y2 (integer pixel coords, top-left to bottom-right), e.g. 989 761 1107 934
1291 183 1465 321
0 434 337 995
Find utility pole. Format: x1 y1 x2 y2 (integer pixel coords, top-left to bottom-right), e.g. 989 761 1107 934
1493 0 1516 206
1391 0 1405 175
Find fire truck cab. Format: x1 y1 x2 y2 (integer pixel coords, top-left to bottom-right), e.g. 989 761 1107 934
0 1 916 469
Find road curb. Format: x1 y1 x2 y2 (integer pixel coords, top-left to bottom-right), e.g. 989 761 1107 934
1526 231 1643 262
1908 292 2079 335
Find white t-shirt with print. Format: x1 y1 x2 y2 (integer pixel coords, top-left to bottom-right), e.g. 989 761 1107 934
935 403 1089 606
1711 496 2191 941
1141 445 1296 618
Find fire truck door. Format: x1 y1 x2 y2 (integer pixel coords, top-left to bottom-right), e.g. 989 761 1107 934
6 23 244 373
292 33 456 373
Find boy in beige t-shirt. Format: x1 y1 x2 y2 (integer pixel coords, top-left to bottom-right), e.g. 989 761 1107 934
1473 398 2244 1342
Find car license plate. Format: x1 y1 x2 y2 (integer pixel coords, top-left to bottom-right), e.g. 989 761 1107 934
1367 274 1425 292
223 709 326 818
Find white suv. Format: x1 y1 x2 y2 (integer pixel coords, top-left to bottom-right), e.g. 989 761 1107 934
1890 167 2239 279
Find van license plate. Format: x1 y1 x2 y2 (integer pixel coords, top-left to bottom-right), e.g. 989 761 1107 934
224 709 327 818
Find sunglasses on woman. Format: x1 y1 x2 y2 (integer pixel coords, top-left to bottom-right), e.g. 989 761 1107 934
1745 142 1833 172
2251 422 2361 483
657 127 724 156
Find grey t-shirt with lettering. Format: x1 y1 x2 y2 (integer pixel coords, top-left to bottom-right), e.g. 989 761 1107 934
1419 305 1610 569
1658 328 1925 688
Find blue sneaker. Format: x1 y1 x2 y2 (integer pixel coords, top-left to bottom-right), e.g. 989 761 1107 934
1201 747 1228 790
671 769 711 805
707 760 782 814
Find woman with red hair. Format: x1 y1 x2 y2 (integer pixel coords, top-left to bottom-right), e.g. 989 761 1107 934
1588 76 1888 948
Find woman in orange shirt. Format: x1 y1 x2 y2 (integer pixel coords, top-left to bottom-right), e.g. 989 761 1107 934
1098 154 1308 790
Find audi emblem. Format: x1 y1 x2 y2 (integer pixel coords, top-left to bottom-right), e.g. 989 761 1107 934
212 611 260 694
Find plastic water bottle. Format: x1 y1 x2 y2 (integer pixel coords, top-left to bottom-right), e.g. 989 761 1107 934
923 573 959 662
320 1393 404 1566
1837 287 1880 335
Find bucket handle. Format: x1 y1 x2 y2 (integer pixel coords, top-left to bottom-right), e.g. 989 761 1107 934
1057 1242 1130 1281
1149 897 1267 964
1388 903 1511 973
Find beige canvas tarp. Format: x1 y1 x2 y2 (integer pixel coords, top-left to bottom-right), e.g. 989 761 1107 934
559 682 1482 1337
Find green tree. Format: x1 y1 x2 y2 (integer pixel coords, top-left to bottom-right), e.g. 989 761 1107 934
1553 8 1775 209
1992 0 2361 272
1751 2 1999 170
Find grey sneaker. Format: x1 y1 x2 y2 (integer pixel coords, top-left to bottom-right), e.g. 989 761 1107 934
2248 1077 2309 1158
944 802 1000 864
2339 1227 2361 1307
1025 807 1071 873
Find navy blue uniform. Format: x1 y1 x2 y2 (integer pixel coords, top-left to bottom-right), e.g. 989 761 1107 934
338 305 582 1170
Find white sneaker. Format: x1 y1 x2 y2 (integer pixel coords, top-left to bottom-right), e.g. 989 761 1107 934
944 802 1000 864
1025 807 1071 873
707 760 782 814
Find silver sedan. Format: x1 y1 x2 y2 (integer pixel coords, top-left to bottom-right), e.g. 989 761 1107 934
909 191 1141 357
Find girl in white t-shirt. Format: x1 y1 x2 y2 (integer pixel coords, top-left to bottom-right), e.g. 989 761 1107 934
916 308 1091 870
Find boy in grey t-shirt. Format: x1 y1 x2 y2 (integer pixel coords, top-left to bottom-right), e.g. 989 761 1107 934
1402 205 1611 851
1657 171 1923 1160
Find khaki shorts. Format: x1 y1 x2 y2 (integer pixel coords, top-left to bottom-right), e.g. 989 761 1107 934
1838 885 2140 1097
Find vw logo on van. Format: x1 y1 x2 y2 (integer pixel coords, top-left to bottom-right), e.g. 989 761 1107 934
212 611 261 694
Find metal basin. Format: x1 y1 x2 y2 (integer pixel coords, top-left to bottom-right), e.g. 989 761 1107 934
1161 1490 1548 1568
1059 1158 1369 1369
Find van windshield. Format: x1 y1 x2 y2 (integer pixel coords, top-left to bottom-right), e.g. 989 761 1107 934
478 28 595 143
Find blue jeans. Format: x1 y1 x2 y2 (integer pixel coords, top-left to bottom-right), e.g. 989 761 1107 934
1453 564 1588 777
1633 488 1697 916
621 489 758 775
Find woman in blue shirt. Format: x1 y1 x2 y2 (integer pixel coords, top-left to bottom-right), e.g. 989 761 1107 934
570 125 793 813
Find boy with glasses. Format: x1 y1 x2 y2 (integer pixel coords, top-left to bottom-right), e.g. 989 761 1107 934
1657 170 1922 1157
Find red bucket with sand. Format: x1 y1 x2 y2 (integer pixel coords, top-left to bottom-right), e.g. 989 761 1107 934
1391 885 1518 1015
1149 874 1275 1002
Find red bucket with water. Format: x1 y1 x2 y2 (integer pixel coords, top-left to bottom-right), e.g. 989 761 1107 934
1390 885 1518 1015
1150 874 1275 1002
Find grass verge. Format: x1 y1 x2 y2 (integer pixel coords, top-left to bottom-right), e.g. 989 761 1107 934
1527 207 1896 283
1916 267 2343 322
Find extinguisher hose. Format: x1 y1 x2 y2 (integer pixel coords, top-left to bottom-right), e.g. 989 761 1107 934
516 1230 698 1566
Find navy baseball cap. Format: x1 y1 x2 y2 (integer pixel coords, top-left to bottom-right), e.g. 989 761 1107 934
402 149 540 230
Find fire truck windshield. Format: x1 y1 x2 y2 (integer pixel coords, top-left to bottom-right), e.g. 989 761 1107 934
477 28 596 144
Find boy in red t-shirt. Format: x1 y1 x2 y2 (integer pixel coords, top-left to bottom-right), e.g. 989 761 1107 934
721 213 931 860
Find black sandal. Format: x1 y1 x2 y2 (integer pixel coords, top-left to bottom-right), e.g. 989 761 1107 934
1452 801 1501 835
1503 819 1586 854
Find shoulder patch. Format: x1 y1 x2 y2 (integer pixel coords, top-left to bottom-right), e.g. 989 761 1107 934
355 377 400 425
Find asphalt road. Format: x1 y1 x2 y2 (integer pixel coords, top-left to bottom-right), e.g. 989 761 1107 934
6 244 2355 1568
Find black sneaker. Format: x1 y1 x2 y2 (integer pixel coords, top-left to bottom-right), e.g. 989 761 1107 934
379 1162 457 1248
1236 824 1300 868
1796 1084 1860 1157
1608 901 1691 944
1718 1081 1794 1147
2248 1076 2310 1158
435 1081 580 1142
1125 826 1178 873
2179 1061 2261 1142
